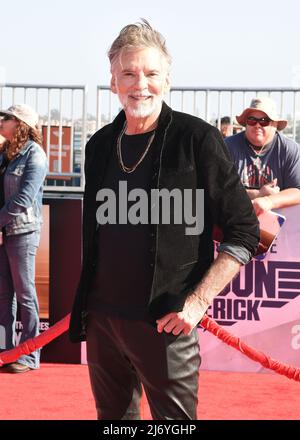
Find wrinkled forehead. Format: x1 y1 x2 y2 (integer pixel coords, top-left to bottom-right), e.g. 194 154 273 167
111 46 169 73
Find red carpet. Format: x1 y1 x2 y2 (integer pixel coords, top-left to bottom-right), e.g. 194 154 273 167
0 364 299 420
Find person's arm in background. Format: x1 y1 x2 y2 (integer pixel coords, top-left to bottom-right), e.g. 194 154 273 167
246 179 280 200
250 138 300 215
252 188 300 216
0 146 47 229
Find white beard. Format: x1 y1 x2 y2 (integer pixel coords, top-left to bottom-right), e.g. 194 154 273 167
117 93 163 119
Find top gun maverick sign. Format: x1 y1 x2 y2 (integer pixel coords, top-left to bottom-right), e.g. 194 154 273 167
200 205 300 372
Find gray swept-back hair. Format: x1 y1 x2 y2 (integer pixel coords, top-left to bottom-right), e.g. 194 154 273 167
108 19 172 70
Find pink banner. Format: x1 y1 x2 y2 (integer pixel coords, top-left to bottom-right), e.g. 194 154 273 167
200 205 300 372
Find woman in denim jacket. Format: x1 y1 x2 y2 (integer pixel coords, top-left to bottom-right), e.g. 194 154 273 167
0 104 47 373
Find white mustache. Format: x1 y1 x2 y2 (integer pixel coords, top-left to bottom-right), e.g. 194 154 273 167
130 93 152 98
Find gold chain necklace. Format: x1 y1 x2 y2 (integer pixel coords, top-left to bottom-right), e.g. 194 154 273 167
116 122 156 174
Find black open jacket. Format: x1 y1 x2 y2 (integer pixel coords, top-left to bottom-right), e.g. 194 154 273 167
69 102 259 342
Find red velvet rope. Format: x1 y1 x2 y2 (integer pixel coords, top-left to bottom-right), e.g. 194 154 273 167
0 314 70 366
201 315 300 382
1 313 300 383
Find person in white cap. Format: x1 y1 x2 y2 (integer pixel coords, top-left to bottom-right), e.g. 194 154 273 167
0 104 47 373
225 96 300 216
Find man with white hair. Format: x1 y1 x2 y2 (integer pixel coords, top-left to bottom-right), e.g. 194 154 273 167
225 97 300 215
69 20 259 420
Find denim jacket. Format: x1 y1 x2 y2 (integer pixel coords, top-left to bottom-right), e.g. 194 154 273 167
0 140 48 235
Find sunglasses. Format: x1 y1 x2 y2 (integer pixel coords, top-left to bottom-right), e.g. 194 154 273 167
246 116 272 127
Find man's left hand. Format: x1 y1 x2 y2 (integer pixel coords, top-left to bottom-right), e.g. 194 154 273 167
156 294 208 336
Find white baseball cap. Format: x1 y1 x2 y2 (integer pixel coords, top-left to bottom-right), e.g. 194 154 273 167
0 104 39 129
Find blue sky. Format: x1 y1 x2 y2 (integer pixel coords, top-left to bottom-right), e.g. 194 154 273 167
1 0 300 114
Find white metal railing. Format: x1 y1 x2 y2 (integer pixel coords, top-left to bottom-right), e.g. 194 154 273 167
97 86 300 142
1 84 299 192
0 83 87 191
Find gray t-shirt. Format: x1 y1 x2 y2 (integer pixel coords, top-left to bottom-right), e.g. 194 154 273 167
225 131 300 190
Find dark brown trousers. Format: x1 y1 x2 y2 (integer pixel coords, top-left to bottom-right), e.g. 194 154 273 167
86 312 201 420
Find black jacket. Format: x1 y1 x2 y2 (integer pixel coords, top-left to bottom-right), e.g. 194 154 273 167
69 102 259 342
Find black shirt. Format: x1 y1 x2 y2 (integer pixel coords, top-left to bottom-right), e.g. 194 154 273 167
87 130 156 319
